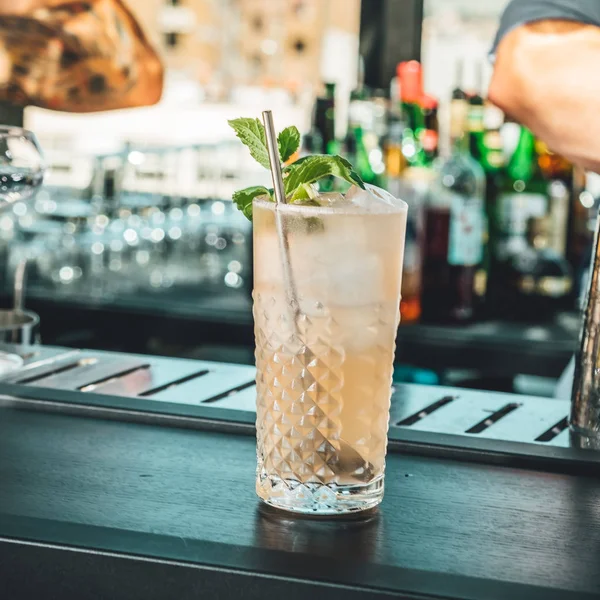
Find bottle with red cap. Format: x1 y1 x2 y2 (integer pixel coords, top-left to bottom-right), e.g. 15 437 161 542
397 60 429 168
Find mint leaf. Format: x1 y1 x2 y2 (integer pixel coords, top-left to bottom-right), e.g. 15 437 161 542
278 126 300 163
232 186 271 220
283 155 365 196
228 118 270 170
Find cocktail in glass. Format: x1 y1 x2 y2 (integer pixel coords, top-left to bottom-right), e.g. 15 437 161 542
253 187 407 515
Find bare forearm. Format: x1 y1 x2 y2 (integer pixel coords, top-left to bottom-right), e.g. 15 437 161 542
489 20 600 173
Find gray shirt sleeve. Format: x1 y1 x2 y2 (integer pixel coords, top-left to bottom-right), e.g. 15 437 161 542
492 0 600 55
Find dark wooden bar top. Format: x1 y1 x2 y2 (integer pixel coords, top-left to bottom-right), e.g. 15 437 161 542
1 405 600 600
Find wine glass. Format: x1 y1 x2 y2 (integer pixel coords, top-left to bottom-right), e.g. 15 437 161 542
0 126 45 375
0 127 44 206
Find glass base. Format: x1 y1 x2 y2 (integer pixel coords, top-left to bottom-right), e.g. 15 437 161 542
256 472 384 516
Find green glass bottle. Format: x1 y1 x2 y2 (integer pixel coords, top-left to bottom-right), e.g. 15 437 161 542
490 125 549 315
494 126 548 262
350 126 378 184
467 63 485 164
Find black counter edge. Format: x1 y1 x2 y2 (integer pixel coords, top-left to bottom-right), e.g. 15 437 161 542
0 515 595 600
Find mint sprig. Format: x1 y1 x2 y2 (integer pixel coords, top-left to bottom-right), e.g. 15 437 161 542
228 117 365 220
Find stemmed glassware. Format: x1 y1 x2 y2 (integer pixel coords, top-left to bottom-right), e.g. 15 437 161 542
0 126 45 375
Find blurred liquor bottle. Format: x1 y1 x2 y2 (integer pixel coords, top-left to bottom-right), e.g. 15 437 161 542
536 140 573 262
344 88 384 186
397 61 422 131
384 63 431 324
384 118 406 179
397 61 429 168
466 63 486 162
449 60 468 147
303 89 326 157
370 88 391 181
489 125 545 313
315 82 337 155
502 216 573 321
481 105 506 174
526 138 576 320
313 82 337 191
477 105 506 315
421 107 486 323
420 94 439 164
465 65 489 313
466 64 506 315
389 167 430 324
490 125 573 319
345 125 377 185
300 129 324 157
467 64 505 175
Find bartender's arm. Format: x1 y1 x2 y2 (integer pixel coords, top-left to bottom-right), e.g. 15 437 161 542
489 0 600 173
0 0 163 112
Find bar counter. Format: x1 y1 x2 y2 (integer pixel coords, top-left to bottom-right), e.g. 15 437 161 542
0 347 599 599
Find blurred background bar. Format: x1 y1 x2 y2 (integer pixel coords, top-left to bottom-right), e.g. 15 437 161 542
0 0 587 395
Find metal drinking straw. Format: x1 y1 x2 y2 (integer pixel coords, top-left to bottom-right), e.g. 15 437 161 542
262 110 301 325
262 110 286 207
